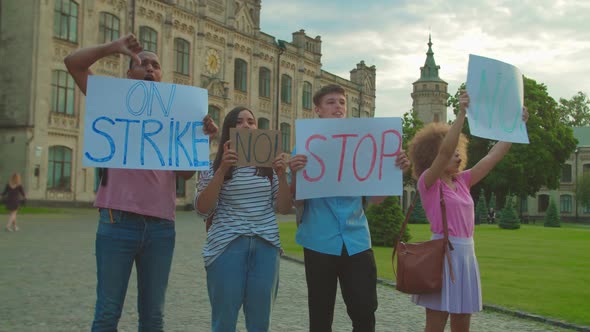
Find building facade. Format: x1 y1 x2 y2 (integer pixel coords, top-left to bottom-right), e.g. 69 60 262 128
0 0 376 206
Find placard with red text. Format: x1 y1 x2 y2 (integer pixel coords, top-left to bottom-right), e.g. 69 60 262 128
295 118 403 199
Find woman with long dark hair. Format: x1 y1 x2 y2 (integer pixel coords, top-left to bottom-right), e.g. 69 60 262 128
2 172 26 232
195 106 292 332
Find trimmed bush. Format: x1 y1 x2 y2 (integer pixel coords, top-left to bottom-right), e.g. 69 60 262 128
499 195 520 230
409 195 428 224
366 196 410 247
475 189 487 225
544 198 561 227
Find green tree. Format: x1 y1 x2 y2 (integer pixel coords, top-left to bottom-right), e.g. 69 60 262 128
498 195 520 229
558 91 590 126
401 109 424 185
544 198 561 227
488 192 497 210
475 189 487 225
449 77 578 208
366 196 410 247
409 194 428 224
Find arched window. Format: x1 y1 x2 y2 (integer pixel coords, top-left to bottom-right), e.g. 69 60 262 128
174 38 190 75
54 0 78 42
258 117 270 129
280 122 291 153
48 146 72 191
302 81 312 109
234 59 248 92
51 70 75 115
139 26 158 53
259 67 271 98
99 12 120 43
281 74 292 104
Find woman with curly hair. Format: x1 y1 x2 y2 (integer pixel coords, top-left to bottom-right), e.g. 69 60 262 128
2 172 26 232
407 91 528 332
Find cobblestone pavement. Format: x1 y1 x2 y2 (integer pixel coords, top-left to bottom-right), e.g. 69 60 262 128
0 210 578 332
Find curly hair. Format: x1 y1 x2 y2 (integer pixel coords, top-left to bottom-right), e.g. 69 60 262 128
408 122 469 180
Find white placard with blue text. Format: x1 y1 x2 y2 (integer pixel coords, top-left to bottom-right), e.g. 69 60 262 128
295 118 403 200
83 76 210 170
466 54 529 144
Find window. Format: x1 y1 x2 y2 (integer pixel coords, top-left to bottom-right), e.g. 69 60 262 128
258 117 269 129
352 108 360 118
176 175 186 197
99 12 120 43
54 0 78 43
561 164 572 182
302 81 312 109
48 146 72 191
259 67 271 98
280 123 291 153
139 26 158 53
51 70 75 115
560 195 572 213
234 59 248 92
281 74 292 104
583 164 590 176
174 38 190 75
538 194 549 213
208 106 221 125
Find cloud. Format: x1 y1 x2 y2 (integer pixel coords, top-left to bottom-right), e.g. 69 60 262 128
260 0 590 118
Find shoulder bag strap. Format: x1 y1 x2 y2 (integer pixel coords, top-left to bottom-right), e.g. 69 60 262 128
440 185 456 282
392 193 419 278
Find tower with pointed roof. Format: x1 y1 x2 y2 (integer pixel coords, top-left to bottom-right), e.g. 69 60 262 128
411 35 449 124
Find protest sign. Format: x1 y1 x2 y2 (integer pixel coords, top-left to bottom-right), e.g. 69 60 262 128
295 118 403 199
230 128 283 167
466 54 529 143
83 76 210 170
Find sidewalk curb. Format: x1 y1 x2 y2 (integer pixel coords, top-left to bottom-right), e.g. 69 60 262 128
280 254 590 332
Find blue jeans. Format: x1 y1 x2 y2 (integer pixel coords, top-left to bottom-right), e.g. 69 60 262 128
206 235 280 332
92 209 175 332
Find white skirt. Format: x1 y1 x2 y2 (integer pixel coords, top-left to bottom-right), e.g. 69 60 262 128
411 234 483 314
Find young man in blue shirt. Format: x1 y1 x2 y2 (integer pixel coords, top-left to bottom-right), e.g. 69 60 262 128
289 84 409 331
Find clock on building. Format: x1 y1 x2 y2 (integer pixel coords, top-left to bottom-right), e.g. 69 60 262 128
205 48 221 75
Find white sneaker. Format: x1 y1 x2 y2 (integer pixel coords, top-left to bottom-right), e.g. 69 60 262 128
5 226 12 232
13 226 19 231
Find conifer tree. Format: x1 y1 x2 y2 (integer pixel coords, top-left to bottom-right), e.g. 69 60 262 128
544 198 561 227
489 192 497 210
409 195 428 224
475 189 487 225
499 195 521 229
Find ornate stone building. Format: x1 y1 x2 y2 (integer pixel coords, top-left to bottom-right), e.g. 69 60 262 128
0 0 376 206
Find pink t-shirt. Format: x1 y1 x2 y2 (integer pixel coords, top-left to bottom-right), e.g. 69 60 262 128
94 169 177 221
417 170 474 238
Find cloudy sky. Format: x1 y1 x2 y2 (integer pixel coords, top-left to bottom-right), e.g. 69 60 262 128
259 0 590 118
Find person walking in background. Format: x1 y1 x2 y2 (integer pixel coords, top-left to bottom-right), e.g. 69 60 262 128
64 33 218 331
195 106 293 332
2 172 26 232
407 90 528 332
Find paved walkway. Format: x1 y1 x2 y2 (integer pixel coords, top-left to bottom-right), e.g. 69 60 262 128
0 210 578 331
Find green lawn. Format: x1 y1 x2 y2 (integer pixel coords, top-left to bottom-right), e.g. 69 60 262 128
279 221 590 327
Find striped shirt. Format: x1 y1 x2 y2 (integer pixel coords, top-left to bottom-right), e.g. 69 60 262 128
195 165 280 266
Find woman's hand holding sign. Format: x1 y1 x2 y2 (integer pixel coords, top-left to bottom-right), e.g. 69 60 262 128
219 141 238 175
272 154 289 177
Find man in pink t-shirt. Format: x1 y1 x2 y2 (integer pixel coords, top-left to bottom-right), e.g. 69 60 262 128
65 34 217 331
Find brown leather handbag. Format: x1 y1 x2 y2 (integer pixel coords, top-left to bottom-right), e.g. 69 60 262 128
393 186 454 294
